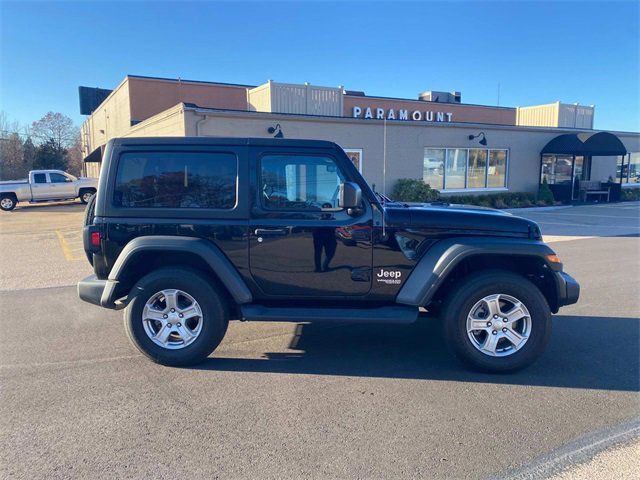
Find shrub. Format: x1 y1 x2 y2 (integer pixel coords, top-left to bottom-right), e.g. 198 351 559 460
441 191 536 209
537 177 554 205
392 178 440 202
391 179 542 209
621 187 640 201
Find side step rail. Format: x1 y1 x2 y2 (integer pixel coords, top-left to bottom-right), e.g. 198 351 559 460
240 305 419 324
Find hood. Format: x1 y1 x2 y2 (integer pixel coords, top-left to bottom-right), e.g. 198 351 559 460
384 202 540 239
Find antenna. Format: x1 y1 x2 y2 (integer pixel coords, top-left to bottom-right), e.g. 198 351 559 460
382 118 387 237
497 83 501 106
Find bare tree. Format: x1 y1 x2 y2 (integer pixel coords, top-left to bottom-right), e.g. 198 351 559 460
66 134 84 176
0 112 28 180
30 112 77 149
0 133 25 180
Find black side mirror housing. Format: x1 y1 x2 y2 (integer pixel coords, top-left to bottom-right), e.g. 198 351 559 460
339 182 362 210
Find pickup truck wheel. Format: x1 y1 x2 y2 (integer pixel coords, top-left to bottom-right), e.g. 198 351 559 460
0 195 16 211
124 267 229 367
79 189 95 204
442 270 551 373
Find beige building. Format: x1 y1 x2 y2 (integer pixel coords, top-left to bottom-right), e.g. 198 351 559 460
80 75 640 202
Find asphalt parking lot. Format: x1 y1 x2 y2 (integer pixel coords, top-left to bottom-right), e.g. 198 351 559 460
0 201 638 479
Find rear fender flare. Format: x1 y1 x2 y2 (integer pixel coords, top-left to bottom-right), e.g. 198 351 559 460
108 235 252 305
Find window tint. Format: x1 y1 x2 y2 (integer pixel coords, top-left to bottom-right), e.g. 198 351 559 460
33 173 47 184
261 155 344 210
50 173 68 183
113 151 237 209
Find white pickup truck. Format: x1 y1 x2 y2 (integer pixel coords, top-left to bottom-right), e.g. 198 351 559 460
0 170 98 211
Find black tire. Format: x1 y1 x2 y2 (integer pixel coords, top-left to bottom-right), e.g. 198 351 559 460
442 270 551 373
83 194 97 264
0 195 17 211
79 189 96 204
124 267 229 367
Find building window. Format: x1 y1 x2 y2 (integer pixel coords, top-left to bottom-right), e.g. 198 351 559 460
618 152 640 184
445 149 468 189
343 148 363 173
467 149 487 188
424 147 508 191
423 148 445 189
541 154 573 185
488 150 507 187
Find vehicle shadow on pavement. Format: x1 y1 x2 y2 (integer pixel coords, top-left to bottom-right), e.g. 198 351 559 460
200 315 639 392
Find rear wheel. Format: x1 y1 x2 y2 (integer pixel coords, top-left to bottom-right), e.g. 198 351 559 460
79 189 95 204
0 195 17 211
442 270 551 373
124 267 229 366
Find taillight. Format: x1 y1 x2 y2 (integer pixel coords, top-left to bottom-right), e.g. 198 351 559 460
90 231 101 247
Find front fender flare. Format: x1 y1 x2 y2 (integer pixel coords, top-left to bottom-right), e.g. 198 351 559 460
395 237 558 307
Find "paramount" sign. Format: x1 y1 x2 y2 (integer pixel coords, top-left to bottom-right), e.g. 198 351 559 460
352 106 453 122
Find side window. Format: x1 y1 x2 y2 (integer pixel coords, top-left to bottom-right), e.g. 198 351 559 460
113 151 237 209
33 173 47 184
50 173 69 183
261 154 345 210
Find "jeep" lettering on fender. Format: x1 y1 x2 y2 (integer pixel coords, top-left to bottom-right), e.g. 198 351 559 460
375 269 402 285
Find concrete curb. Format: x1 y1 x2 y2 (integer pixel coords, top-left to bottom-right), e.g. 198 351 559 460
489 416 640 480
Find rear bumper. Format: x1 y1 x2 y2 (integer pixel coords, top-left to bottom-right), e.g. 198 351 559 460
77 274 121 309
555 271 580 308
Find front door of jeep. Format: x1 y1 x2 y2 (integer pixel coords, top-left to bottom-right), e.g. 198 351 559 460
249 149 373 297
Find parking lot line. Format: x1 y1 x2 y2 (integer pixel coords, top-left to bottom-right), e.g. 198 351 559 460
55 229 81 261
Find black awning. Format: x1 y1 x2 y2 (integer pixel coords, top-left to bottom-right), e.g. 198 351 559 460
83 146 104 163
541 131 627 156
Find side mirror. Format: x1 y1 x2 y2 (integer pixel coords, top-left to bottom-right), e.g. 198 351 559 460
339 182 362 210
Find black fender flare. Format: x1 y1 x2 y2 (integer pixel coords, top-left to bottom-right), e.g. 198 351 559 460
107 235 252 305
395 237 558 307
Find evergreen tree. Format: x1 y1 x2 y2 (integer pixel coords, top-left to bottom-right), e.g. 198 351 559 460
537 177 555 205
33 138 68 170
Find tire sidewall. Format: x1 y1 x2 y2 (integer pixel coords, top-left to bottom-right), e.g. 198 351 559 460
80 190 94 204
125 268 228 366
444 271 551 373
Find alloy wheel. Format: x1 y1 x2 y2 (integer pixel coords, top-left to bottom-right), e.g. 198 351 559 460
466 293 532 357
142 289 203 350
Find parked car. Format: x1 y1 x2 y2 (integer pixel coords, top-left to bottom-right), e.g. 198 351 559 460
78 137 579 372
0 170 98 211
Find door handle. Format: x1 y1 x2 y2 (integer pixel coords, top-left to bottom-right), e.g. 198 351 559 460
255 228 288 237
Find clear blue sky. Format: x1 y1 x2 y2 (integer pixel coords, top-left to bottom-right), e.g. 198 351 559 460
1 1 638 132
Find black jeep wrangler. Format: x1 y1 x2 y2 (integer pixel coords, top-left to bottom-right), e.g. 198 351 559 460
78 137 579 372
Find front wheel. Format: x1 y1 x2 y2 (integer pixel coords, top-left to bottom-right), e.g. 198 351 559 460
124 267 229 366
442 270 551 373
0 195 17 211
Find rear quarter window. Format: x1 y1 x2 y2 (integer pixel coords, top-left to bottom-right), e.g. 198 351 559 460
113 151 237 209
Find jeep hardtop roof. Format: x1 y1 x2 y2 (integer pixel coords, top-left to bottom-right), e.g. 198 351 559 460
109 137 340 149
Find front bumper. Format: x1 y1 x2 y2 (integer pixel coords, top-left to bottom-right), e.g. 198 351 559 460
77 274 121 309
555 271 580 308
